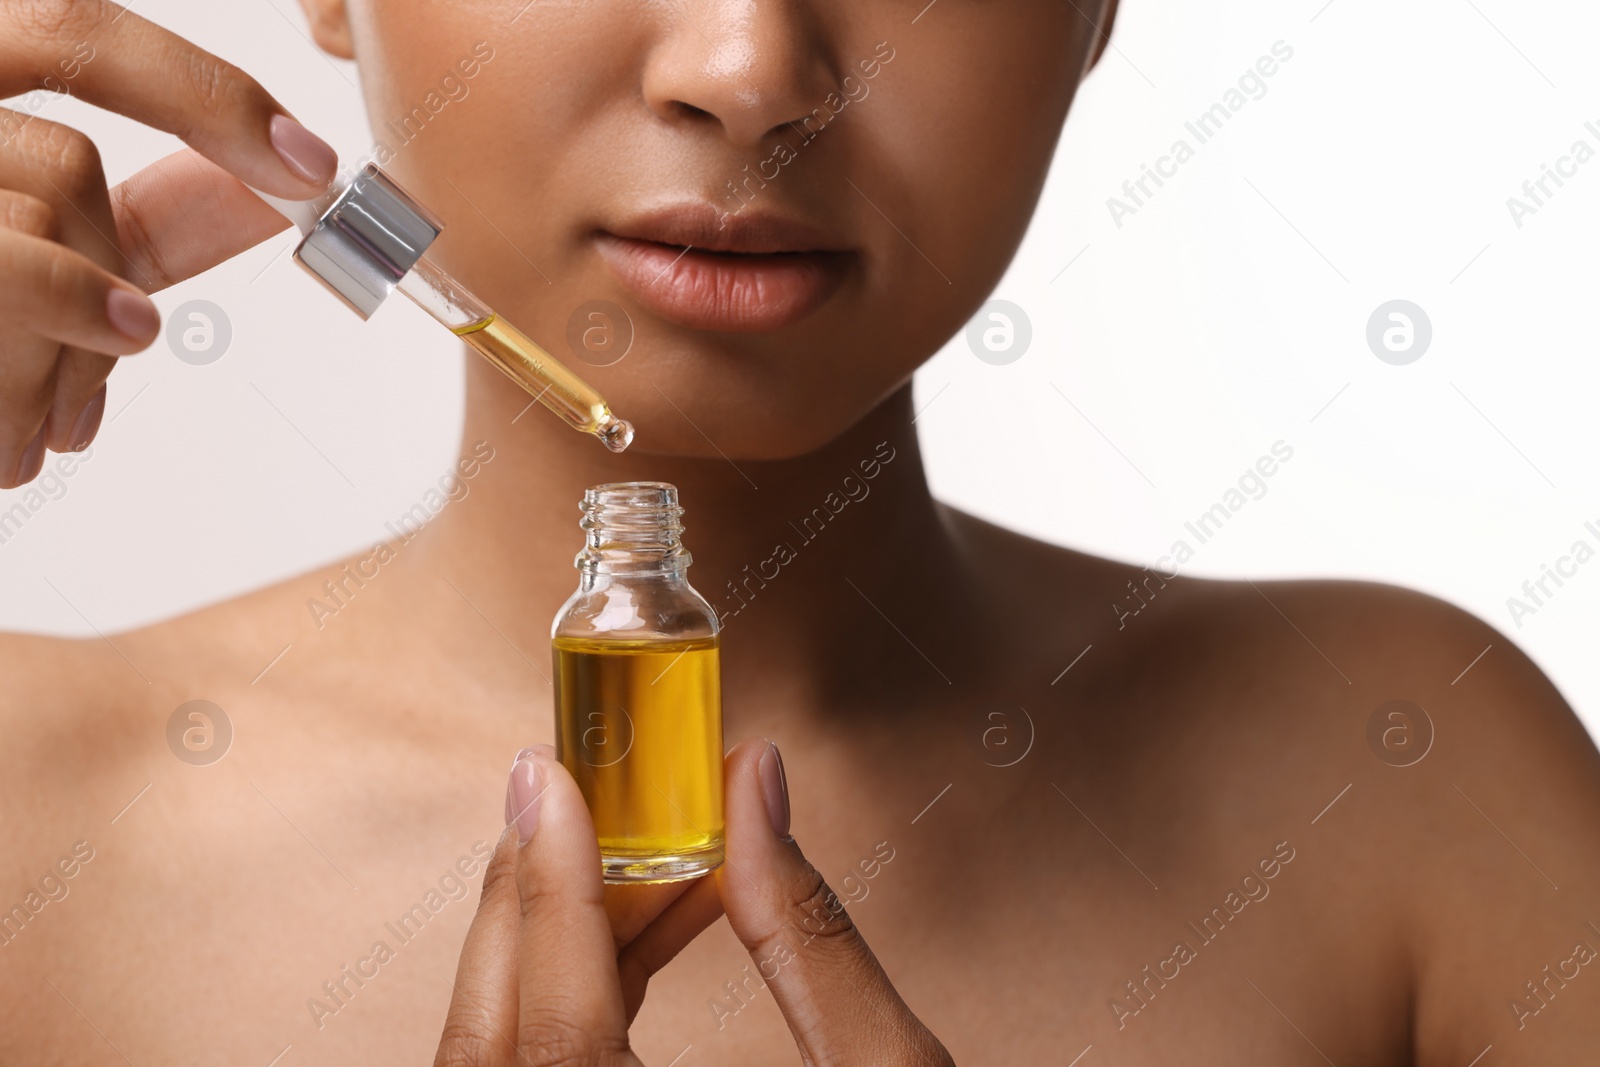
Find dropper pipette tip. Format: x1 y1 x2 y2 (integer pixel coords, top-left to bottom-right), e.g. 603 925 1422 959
596 415 636 453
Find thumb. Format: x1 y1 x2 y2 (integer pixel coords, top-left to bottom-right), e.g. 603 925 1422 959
111 148 293 292
715 739 951 1066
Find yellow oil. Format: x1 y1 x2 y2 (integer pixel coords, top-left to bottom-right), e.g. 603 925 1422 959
454 315 633 452
553 635 725 882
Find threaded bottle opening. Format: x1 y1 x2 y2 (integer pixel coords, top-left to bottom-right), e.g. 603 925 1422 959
576 481 691 574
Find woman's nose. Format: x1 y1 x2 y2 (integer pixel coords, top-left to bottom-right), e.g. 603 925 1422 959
641 0 838 147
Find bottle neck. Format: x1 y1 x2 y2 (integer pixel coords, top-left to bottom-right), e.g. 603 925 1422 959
574 482 692 578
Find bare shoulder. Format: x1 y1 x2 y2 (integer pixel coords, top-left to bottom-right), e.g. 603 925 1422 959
1284 581 1600 1061
948 504 1592 796
1093 565 1600 1060
0 573 306 719
953 506 1600 1056
0 567 335 872
0 624 160 935
1155 573 1593 777
0 626 154 779
1106 568 1598 846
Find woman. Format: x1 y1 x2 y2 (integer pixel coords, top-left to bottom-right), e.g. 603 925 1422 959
1 0 1597 1062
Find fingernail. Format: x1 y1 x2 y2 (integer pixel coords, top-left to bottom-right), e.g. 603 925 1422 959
505 747 537 825
105 288 159 343
508 756 546 845
14 426 46 485
269 113 338 187
66 385 106 452
758 741 790 839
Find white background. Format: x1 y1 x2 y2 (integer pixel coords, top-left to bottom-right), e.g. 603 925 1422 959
2 0 1598 738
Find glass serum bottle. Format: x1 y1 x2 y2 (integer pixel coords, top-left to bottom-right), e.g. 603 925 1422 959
551 482 725 882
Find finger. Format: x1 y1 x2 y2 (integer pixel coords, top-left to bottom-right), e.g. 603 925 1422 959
526 739 704 953
434 827 523 1067
0 395 49 490
0 227 160 354
0 110 146 284
42 146 294 454
528 735 710 1017
0 316 52 485
46 331 114 453
518 740 722 1026
0 115 137 451
51 146 292 452
0 187 61 480
509 737 712 935
0 185 58 238
509 750 635 1062
716 739 952 1067
0 123 288 452
0 112 145 452
108 148 291 292
0 1 337 196
603 881 700 951
616 872 724 1025
0 121 160 460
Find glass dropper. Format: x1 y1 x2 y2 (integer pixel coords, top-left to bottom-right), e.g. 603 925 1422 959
397 257 634 452
250 164 634 453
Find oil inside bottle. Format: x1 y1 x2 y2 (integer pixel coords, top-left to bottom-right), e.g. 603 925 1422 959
553 634 724 882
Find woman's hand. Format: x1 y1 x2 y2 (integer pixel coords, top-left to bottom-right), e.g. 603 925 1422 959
715 739 954 1066
0 0 337 486
435 740 953 1066
433 743 725 1066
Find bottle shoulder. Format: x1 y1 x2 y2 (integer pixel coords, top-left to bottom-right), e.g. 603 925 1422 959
551 574 719 641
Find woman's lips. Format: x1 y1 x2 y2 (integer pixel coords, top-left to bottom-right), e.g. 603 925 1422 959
594 221 851 332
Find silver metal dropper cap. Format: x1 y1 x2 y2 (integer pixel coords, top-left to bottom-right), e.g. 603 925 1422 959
292 164 444 320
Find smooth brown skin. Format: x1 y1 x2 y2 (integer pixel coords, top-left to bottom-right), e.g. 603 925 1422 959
2 0 1599 1063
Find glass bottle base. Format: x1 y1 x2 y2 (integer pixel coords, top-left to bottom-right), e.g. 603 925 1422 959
601 841 725 884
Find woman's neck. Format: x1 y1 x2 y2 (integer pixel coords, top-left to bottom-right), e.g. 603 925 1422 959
407 371 971 700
